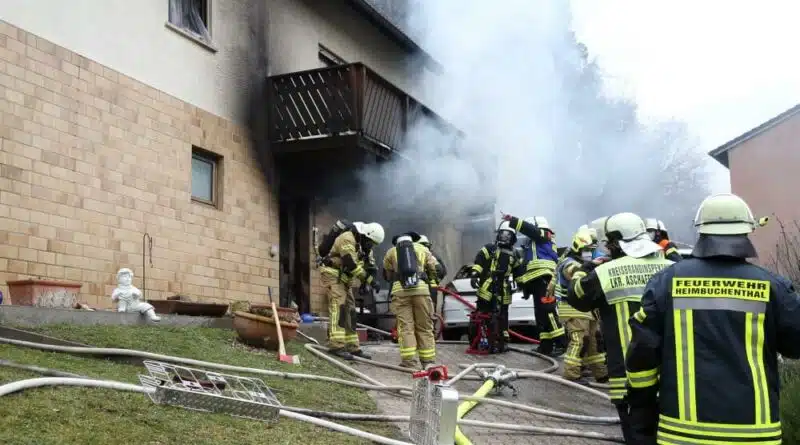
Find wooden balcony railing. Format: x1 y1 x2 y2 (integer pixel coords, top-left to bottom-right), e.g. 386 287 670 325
268 63 458 154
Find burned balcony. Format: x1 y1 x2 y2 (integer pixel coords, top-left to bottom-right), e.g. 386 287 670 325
268 63 458 158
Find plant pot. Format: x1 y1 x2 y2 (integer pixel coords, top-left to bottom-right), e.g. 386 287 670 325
233 311 299 350
6 280 82 308
250 304 298 319
148 300 228 317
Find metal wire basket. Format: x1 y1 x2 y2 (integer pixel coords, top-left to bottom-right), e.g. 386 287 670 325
409 374 459 445
137 360 282 422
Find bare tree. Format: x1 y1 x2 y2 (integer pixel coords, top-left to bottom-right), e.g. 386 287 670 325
768 217 800 286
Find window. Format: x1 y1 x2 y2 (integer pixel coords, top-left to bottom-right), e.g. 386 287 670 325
168 0 212 42
191 147 221 206
318 44 347 67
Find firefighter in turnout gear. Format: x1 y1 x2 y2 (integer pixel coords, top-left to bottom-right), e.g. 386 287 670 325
383 234 440 368
555 228 608 383
625 193 800 445
319 221 385 360
503 214 566 356
468 221 521 353
418 234 447 310
645 218 682 262
566 212 673 442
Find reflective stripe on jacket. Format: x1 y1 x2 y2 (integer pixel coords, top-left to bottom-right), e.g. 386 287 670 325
567 254 673 401
626 257 800 444
383 243 438 298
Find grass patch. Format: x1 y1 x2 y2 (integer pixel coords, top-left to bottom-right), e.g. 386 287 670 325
782 360 800 444
0 324 400 445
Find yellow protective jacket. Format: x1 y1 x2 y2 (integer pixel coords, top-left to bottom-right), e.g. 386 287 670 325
566 254 673 402
625 256 800 444
509 216 558 284
320 230 367 284
471 243 522 302
383 242 438 298
554 255 595 320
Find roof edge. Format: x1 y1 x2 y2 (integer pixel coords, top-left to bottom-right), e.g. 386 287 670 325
708 102 800 169
345 0 442 73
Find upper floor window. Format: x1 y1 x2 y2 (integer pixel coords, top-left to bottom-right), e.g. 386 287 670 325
169 0 211 42
319 44 347 67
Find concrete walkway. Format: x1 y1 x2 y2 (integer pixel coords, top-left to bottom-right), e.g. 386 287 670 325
356 343 622 445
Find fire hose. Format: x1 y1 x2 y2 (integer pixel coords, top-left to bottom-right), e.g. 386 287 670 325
0 336 623 443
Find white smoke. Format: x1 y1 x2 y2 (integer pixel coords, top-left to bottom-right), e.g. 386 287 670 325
342 0 709 244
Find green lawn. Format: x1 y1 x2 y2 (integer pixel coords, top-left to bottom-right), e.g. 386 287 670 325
0 324 400 445
782 359 800 444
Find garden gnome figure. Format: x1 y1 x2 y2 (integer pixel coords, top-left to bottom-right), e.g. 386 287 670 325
112 268 160 321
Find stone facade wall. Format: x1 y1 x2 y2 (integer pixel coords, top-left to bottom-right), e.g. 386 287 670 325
0 21 280 309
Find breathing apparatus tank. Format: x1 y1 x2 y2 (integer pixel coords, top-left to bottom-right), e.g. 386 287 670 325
395 235 420 288
318 219 354 258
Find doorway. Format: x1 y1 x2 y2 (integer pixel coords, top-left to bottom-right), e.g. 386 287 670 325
279 197 311 312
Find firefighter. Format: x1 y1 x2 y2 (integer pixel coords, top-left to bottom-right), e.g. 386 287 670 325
383 234 440 368
418 234 447 310
554 228 608 383
625 193 800 444
503 214 566 356
566 212 673 442
319 221 385 360
644 218 682 262
468 221 521 353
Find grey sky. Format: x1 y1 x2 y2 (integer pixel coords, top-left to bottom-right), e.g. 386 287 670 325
570 0 800 194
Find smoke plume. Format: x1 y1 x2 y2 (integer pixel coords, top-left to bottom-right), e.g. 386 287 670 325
335 0 710 248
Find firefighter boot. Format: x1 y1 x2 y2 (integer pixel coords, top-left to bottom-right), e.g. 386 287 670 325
399 359 419 369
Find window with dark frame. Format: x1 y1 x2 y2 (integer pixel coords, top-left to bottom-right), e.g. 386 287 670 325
168 0 211 41
318 44 347 67
191 148 220 206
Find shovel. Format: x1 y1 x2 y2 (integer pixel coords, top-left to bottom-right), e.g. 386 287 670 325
271 302 299 364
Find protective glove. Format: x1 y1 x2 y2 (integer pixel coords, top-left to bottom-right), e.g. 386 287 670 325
501 212 513 221
370 280 380 293
582 260 598 273
358 282 369 295
521 291 531 300
470 277 481 289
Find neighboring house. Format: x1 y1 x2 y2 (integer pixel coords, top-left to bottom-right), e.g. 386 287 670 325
0 0 475 314
708 103 800 266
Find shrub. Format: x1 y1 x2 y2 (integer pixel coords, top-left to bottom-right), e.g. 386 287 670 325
782 360 800 443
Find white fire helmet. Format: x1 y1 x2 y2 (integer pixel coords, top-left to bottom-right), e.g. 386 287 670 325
604 212 661 258
353 222 385 244
694 193 756 235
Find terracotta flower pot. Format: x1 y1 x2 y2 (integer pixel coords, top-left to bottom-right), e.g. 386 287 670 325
233 311 299 350
6 280 82 308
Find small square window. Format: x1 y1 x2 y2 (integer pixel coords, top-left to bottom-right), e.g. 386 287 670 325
169 0 211 41
191 147 221 206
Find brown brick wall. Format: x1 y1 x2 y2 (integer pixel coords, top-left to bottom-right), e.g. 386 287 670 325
0 21 281 308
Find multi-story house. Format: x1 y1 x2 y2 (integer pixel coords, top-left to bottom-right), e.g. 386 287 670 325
0 0 487 314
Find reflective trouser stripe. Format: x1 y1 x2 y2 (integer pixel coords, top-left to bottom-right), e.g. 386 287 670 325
399 346 417 359
746 312 770 424
615 303 632 361
584 353 606 364
609 377 626 400
418 348 436 361
539 313 565 339
674 309 697 421
657 414 782 444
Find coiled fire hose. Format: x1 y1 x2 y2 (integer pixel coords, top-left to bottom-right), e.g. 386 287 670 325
0 329 623 443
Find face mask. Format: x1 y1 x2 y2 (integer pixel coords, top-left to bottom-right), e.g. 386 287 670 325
581 251 593 261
